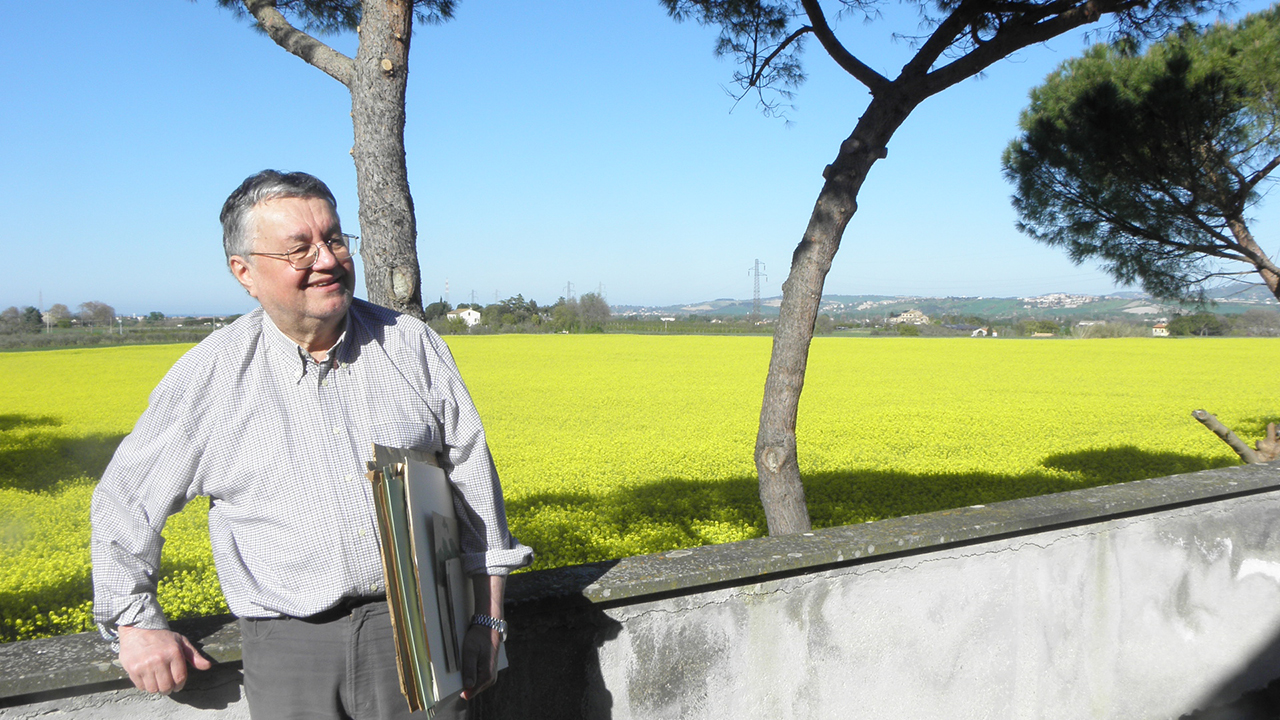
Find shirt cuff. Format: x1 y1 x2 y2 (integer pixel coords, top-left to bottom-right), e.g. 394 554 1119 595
462 542 534 576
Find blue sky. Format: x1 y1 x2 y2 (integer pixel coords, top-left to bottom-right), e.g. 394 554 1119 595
4 1 1277 315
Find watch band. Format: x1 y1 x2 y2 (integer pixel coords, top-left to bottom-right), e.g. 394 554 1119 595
470 613 508 642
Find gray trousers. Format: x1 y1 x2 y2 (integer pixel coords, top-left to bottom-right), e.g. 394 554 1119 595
238 599 468 720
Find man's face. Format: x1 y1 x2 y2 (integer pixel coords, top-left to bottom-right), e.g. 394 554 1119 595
229 196 355 350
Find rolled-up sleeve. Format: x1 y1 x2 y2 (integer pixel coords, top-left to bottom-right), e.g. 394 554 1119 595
90 381 202 632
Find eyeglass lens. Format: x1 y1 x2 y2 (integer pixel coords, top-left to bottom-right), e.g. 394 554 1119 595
291 237 353 269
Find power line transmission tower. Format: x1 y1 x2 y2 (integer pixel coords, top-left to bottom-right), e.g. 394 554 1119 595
564 281 575 300
748 260 767 323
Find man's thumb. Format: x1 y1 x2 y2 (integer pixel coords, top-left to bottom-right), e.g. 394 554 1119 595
181 637 214 670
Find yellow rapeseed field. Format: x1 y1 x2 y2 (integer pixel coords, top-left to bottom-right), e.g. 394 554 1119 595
2 335 1276 641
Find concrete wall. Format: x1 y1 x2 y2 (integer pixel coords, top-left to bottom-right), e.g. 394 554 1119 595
6 462 1280 719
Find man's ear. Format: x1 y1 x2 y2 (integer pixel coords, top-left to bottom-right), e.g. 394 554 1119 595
229 256 258 298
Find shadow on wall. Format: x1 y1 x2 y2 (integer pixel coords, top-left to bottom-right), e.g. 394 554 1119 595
507 446 1239 570
476 561 624 720
1181 624 1280 719
0 413 125 493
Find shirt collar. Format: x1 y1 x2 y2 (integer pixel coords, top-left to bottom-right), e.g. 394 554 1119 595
260 311 352 383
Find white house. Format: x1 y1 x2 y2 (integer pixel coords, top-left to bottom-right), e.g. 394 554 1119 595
1153 323 1170 337
447 308 481 327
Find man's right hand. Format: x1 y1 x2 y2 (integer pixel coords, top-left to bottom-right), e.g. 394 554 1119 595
117 624 213 695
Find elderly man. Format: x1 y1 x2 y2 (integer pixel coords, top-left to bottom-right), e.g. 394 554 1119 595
91 170 532 718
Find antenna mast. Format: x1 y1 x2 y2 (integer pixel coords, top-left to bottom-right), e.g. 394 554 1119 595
749 259 767 323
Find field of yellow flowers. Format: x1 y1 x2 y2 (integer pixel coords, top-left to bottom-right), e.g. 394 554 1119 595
2 335 1276 641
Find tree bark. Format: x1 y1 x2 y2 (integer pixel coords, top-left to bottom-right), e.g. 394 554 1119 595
1193 409 1280 463
1226 215 1280 302
1192 409 1259 462
351 0 425 319
239 0 425 319
755 97 914 535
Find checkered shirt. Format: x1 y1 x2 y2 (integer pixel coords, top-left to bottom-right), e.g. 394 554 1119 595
90 298 532 633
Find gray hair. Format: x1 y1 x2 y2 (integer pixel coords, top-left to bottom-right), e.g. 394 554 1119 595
220 170 339 262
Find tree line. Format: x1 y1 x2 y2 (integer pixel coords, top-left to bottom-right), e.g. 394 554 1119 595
1 301 117 334
423 292 612 334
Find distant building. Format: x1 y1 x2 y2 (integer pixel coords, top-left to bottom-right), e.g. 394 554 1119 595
1153 323 1169 337
447 308 481 327
888 309 930 325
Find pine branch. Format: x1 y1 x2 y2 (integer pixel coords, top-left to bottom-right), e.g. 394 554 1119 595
242 0 356 87
799 0 890 94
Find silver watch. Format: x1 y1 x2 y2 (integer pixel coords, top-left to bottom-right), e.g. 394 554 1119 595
470 613 508 642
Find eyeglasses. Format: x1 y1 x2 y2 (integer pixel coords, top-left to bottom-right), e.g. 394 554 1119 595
249 234 358 270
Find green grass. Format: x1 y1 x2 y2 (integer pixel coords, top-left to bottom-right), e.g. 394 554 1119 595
2 336 1276 641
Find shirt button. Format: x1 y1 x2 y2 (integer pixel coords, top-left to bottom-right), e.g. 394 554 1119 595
369 584 379 593
359 529 368 537
332 426 343 435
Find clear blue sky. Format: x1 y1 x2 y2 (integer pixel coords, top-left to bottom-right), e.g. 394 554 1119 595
4 1 1276 315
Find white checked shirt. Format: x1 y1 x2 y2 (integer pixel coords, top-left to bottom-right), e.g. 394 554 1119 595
91 298 532 632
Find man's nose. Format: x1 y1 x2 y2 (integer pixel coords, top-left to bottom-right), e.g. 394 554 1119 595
311 241 341 270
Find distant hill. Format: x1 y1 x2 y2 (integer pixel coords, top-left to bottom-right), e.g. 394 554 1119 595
613 288 1279 322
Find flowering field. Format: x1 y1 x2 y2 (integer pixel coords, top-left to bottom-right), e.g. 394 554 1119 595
2 336 1277 641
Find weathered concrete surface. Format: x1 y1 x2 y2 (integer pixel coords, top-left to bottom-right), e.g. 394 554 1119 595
0 615 246 719
7 462 1280 719
0 666 247 720
571 493 1280 719
477 462 1280 719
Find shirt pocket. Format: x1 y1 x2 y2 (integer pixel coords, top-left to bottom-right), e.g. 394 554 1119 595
368 421 440 455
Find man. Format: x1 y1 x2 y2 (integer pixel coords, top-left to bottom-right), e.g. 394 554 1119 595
91 170 532 718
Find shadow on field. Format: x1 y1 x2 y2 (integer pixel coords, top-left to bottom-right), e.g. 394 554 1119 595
0 414 125 493
0 414 61 432
507 446 1235 569
1041 445 1237 483
0 569 93 643
1230 414 1280 442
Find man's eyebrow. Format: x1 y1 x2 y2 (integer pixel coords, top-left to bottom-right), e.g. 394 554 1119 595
283 227 342 243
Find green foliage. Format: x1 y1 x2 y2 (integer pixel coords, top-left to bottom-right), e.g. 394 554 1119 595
576 293 610 333
1004 7 1280 303
211 0 457 33
1168 312 1231 335
423 299 452 321
480 295 541 331
896 323 921 336
1017 319 1064 336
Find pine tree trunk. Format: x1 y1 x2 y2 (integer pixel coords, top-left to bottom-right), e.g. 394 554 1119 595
756 98 912 535
350 0 425 319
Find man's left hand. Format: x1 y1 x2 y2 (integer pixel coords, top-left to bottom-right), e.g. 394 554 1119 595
459 623 500 700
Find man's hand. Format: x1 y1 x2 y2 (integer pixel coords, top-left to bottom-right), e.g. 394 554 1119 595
459 623 501 700
117 624 213 695
460 574 507 701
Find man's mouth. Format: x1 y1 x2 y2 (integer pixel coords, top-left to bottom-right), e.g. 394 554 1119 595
308 275 345 289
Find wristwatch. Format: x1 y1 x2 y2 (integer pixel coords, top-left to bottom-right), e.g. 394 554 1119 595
470 613 508 642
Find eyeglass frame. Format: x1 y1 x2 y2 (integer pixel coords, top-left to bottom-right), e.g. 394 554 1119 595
247 233 359 270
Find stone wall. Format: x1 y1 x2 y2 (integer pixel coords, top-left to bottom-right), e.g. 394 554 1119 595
6 462 1280 719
